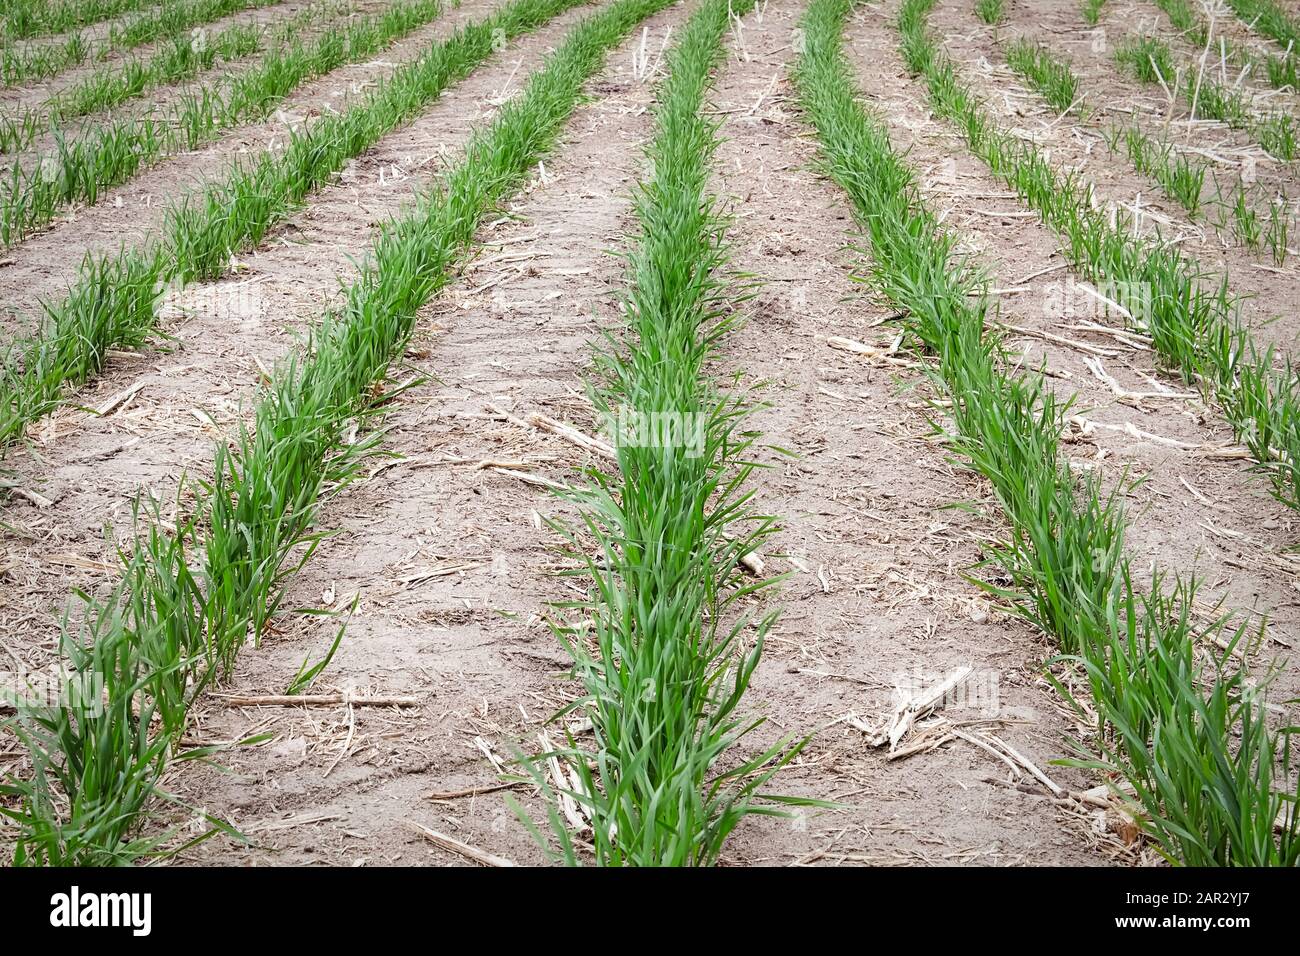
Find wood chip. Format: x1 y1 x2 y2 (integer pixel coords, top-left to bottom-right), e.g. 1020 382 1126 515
491 466 570 491
397 562 484 586
3 484 53 508
827 334 919 368
427 782 525 801
92 380 146 417
220 694 419 707
407 821 516 866
527 411 615 458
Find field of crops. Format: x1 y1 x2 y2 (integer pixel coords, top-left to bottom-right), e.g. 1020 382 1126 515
0 0 1298 869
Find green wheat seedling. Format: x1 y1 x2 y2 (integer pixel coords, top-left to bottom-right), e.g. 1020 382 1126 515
1233 181 1263 248
1154 0 1300 95
0 0 592 449
1055 571 1298 867
1113 35 1175 85
0 0 445 244
517 0 814 868
1005 37 1082 115
1264 49 1300 89
1191 73 1253 128
1258 111 1298 161
1 33 90 87
0 249 165 445
0 498 214 866
1081 0 1106 26
894 0 1300 866
1222 179 1299 266
1266 197 1291 264
1 0 678 869
975 0 1002 26
0 108 41 154
1116 123 1206 215
1151 0 1211 42
1204 176 1293 259
1115 32 1297 162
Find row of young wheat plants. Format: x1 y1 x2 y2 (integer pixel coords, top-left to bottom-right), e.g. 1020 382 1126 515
2 0 155 41
1081 0 1107 26
1000 33 1290 262
1108 29 1300 252
1108 28 1298 162
0 0 597 455
0 0 682 866
0 0 348 155
0 0 451 245
1147 0 1300 92
795 0 1299 866
1 0 293 86
1225 0 1300 60
512 0 812 867
898 0 1300 517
